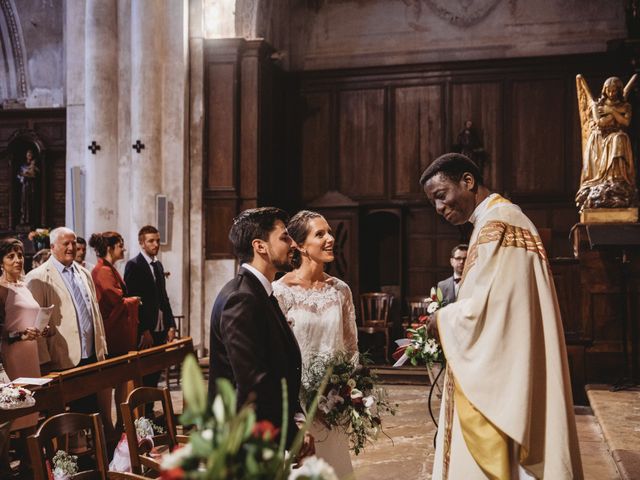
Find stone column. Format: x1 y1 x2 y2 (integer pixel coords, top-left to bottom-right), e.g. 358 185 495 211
130 0 163 237
84 0 118 236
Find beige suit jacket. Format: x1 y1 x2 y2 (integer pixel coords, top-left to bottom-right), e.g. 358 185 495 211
25 257 107 370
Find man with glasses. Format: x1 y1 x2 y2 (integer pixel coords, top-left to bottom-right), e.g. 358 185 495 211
437 244 468 304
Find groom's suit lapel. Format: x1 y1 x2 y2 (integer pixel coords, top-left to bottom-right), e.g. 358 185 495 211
239 268 301 356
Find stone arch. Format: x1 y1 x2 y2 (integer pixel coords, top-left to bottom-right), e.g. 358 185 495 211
0 0 28 103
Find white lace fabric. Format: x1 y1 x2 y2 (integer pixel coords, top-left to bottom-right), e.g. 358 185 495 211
273 276 358 367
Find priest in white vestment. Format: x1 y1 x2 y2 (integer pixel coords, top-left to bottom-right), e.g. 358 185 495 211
420 153 583 479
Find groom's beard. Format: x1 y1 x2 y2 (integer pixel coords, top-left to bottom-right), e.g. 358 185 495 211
272 258 293 272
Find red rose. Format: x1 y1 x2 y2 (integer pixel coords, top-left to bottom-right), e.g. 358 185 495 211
252 420 280 441
161 467 185 479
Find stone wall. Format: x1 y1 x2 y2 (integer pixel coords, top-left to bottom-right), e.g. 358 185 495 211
287 0 626 70
0 0 64 107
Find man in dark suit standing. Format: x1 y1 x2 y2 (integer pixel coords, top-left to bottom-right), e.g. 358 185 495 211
124 225 176 396
208 207 313 457
437 244 468 304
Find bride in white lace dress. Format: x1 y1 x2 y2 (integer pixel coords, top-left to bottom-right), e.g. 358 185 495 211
273 210 358 478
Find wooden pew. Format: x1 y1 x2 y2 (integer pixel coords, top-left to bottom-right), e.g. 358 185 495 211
0 337 195 423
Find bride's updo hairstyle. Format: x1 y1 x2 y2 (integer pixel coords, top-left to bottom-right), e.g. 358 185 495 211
287 210 323 269
88 231 123 258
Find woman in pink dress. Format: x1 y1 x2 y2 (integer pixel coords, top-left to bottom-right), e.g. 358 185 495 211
0 238 45 476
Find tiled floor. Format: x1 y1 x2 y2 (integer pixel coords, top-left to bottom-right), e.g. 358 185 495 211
167 383 620 479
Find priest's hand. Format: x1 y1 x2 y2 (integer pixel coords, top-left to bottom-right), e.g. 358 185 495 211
427 314 439 342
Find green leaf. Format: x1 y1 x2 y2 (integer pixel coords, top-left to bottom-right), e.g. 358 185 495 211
436 287 444 303
216 378 238 417
181 354 207 419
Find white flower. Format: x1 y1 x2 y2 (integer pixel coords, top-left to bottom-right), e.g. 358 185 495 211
363 395 376 409
347 378 356 388
427 301 440 314
350 388 363 400
327 389 344 406
201 428 213 441
288 455 339 480
263 448 274 460
317 395 330 414
160 443 193 470
212 395 225 423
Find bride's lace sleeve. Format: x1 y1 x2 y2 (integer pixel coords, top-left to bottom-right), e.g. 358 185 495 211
337 279 359 362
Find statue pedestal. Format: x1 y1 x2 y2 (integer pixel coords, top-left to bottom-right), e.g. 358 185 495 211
580 208 638 224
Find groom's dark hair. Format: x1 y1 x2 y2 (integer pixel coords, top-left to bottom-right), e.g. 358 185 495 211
229 207 290 263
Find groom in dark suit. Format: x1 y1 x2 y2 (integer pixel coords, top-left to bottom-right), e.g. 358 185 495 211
437 244 468 304
208 207 313 456
124 225 176 398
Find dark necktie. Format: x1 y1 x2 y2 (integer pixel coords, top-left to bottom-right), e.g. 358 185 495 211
151 260 162 290
454 277 461 284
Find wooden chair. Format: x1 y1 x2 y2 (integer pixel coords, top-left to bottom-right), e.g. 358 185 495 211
406 296 432 328
120 387 187 476
28 412 141 480
358 292 393 362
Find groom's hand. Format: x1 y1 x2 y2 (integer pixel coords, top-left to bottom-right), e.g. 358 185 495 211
297 432 315 461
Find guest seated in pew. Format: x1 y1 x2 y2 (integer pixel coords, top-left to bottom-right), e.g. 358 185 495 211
0 238 49 476
25 228 111 435
89 231 140 436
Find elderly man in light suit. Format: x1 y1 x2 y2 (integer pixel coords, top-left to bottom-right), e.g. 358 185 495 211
25 227 107 415
26 227 107 371
437 244 468 305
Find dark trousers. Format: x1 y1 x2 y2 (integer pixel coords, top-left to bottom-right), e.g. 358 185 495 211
142 331 167 416
69 355 99 414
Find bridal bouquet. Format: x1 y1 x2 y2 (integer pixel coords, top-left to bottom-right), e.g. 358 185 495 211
300 352 396 455
0 383 35 410
393 287 444 368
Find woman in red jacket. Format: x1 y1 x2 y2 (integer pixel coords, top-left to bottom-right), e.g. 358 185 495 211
89 231 140 435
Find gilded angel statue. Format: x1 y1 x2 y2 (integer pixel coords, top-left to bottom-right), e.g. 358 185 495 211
575 74 638 210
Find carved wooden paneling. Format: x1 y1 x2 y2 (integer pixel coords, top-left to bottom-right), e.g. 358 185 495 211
451 82 502 190
206 62 238 191
393 85 443 197
204 198 236 257
204 39 288 258
338 89 385 199
319 209 360 303
301 93 332 202
510 79 566 197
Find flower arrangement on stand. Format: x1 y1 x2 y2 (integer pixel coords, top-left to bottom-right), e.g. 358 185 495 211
28 228 50 250
299 352 396 455
0 384 35 410
159 354 336 480
393 287 445 368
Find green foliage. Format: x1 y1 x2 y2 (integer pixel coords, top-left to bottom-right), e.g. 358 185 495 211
164 354 330 480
